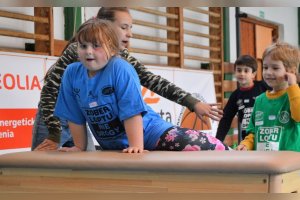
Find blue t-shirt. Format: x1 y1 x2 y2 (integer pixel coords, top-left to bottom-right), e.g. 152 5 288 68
54 57 173 150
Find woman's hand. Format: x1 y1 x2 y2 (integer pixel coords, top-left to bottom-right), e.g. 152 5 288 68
194 102 223 124
122 147 148 153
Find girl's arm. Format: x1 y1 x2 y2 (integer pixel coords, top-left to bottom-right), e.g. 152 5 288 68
122 114 144 153
39 42 79 144
59 121 87 152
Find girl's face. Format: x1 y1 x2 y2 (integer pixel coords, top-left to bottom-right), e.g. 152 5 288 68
78 42 109 77
262 54 288 91
112 11 133 50
235 65 256 88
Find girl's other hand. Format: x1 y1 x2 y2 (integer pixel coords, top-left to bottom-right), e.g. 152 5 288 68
59 146 83 152
122 147 148 153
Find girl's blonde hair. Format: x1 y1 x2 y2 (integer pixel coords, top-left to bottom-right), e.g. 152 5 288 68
75 18 120 59
262 42 300 73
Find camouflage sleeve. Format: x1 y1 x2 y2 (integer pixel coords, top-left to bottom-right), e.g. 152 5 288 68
39 42 79 142
120 49 200 111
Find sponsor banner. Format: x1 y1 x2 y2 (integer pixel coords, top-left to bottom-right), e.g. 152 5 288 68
0 52 47 153
45 56 59 71
141 67 175 124
0 52 45 108
0 108 36 150
174 68 217 134
144 66 217 135
0 52 217 154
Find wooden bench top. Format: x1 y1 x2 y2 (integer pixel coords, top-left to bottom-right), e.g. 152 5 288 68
1 151 300 174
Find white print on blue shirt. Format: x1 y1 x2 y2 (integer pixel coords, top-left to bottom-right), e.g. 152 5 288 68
84 104 124 140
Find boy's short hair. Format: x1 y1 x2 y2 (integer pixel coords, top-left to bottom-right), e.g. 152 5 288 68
234 55 258 72
262 42 300 72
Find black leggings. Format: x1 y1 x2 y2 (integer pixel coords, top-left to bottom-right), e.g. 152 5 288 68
155 127 229 151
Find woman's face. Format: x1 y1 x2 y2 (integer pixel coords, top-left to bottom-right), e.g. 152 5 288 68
112 11 133 50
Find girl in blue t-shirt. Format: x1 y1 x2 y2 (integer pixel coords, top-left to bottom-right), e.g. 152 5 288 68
54 18 229 153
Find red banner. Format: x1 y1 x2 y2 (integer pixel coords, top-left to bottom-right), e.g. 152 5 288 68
0 109 36 150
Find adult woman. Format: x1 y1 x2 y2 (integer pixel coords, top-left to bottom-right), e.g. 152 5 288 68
32 7 223 151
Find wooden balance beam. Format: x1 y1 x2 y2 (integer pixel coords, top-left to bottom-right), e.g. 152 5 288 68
0 151 300 193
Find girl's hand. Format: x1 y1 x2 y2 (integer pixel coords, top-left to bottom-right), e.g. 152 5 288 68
59 146 83 152
122 147 148 153
236 144 248 151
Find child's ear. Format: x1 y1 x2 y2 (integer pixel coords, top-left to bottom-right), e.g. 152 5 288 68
251 71 257 80
291 68 297 75
286 67 296 74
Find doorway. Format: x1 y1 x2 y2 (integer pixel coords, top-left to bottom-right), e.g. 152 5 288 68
240 17 279 80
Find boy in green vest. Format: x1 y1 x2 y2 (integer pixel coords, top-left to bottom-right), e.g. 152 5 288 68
237 42 300 151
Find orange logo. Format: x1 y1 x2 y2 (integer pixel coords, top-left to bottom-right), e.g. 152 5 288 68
141 87 160 104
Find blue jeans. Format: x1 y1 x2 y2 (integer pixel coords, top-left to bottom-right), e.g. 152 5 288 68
31 106 95 151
